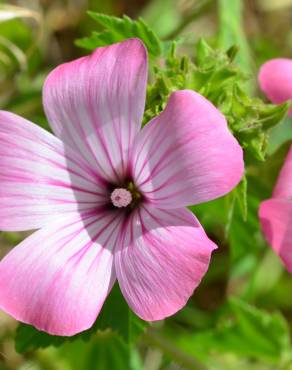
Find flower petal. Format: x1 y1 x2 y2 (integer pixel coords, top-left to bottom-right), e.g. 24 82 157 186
131 90 244 208
0 111 107 231
43 39 148 182
273 145 292 198
115 206 217 321
0 210 122 335
258 58 292 116
259 199 292 273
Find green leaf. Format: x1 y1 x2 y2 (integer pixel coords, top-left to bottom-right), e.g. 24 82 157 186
83 332 130 370
90 283 146 344
219 175 248 238
163 298 292 367
75 31 118 50
76 12 162 58
220 298 292 363
60 331 130 370
15 324 65 353
228 176 265 264
15 284 146 353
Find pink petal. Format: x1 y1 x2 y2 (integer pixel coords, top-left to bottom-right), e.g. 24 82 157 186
43 39 147 182
115 206 217 321
0 111 107 231
131 90 244 208
273 145 292 198
0 211 122 335
258 58 292 116
259 199 292 273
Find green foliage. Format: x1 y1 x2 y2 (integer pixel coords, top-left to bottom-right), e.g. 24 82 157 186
15 284 146 353
15 323 65 353
76 12 162 58
228 176 264 264
220 298 290 363
163 298 292 368
145 38 290 162
76 12 289 163
143 41 188 124
61 332 131 370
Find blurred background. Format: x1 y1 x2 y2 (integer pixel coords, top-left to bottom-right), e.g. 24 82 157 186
0 0 292 369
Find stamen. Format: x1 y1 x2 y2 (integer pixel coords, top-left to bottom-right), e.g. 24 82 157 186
111 188 132 208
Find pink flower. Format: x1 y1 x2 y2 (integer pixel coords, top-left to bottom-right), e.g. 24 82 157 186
258 58 292 116
259 146 292 271
0 39 244 336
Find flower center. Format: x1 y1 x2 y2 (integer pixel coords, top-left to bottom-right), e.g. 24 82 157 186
109 181 143 209
110 188 132 208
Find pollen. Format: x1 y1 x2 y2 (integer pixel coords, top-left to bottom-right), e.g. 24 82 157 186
110 188 132 208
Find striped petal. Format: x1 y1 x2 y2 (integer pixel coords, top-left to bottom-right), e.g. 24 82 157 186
259 58 292 116
115 206 217 321
0 211 122 336
131 90 244 208
259 199 292 273
0 111 106 231
43 39 147 182
273 145 292 198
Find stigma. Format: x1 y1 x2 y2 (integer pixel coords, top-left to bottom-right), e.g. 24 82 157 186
110 188 132 208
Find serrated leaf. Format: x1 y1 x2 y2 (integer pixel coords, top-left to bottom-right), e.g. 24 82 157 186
15 284 146 353
76 12 162 58
75 31 119 50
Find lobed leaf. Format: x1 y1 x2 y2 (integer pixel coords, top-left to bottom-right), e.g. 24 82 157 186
76 12 162 58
